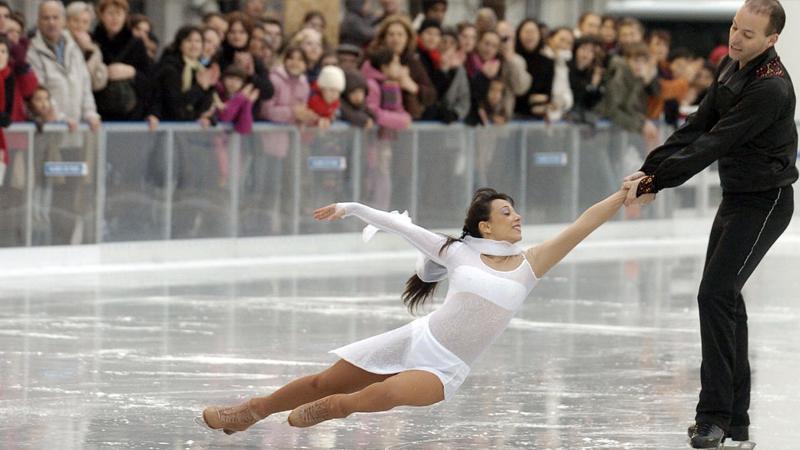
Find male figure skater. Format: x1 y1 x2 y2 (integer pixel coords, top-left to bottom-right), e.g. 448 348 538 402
624 1 796 447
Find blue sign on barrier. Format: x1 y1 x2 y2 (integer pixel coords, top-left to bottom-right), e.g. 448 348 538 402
533 152 568 167
308 156 347 171
44 162 88 177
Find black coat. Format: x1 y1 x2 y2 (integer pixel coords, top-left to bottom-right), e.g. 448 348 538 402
514 49 553 119
149 52 214 121
92 24 153 120
641 47 798 194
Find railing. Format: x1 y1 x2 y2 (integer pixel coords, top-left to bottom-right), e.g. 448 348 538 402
1 121 797 247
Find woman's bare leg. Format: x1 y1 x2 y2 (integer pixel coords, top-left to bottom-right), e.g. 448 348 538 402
249 359 392 418
288 370 445 427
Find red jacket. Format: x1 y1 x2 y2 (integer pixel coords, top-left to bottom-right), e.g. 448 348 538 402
0 65 39 162
307 84 340 119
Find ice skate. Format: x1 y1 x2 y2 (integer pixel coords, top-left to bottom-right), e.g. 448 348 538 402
687 424 755 449
287 395 340 428
196 399 263 434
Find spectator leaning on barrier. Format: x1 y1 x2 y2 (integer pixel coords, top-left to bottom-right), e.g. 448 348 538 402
260 45 313 125
307 64 345 128
65 2 109 93
0 35 38 182
27 0 101 132
340 69 376 128
92 0 153 121
147 25 219 129
213 65 259 134
368 15 437 120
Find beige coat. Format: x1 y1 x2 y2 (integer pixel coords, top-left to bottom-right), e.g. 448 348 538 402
27 30 100 122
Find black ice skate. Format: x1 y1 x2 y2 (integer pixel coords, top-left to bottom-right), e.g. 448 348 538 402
687 424 755 449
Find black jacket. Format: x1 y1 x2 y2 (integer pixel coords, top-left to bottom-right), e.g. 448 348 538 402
92 24 153 120
149 52 214 121
640 47 798 194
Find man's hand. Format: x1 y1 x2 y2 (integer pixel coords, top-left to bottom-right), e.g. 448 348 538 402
623 178 656 207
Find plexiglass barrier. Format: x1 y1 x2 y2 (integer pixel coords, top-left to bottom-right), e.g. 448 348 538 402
1 121 798 247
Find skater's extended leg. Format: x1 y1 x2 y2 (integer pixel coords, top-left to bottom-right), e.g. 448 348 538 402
201 359 390 433
288 369 444 427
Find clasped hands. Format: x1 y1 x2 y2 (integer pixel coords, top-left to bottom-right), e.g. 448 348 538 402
621 171 656 207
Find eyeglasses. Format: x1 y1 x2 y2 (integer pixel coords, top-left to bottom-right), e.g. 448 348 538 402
500 36 510 43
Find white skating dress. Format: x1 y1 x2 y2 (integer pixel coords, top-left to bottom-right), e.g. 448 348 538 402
330 203 539 399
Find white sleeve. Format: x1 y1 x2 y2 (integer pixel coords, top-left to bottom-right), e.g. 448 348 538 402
338 202 451 264
415 253 448 282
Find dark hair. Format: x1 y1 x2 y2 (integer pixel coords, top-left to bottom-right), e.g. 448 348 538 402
401 188 515 314
668 47 694 62
128 13 150 30
9 10 24 29
262 17 283 30
514 18 541 55
422 0 447 13
745 0 786 35
647 29 671 46
282 44 308 66
303 10 326 28
368 45 396 70
166 25 203 57
0 1 10 12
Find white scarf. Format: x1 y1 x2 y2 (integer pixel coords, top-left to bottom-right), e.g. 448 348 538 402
360 211 522 282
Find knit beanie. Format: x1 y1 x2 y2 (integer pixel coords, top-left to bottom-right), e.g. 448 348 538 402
344 70 368 96
316 65 346 92
418 18 442 35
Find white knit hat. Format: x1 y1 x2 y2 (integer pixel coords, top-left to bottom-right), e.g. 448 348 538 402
316 65 346 92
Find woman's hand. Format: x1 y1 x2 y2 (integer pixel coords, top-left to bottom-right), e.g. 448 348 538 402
313 204 345 221
108 63 136 80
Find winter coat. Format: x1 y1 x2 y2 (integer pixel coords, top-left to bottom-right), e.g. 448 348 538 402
361 60 411 130
259 66 310 123
92 23 153 120
149 51 214 121
27 30 100 122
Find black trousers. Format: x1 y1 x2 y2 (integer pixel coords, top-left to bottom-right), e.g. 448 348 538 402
695 185 794 430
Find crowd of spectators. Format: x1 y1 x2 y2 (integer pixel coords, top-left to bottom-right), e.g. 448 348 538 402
0 0 727 167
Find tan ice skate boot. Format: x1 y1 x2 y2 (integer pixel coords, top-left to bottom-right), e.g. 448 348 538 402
287 395 342 427
197 399 264 434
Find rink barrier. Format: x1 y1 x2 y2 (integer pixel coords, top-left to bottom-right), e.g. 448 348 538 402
0 121 798 249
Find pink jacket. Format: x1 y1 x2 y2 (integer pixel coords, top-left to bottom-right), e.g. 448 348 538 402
360 61 411 130
260 65 310 123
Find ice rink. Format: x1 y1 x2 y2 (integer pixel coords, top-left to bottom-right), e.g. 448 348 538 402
1 233 799 450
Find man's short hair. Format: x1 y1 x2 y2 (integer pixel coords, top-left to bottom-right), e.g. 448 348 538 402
623 42 650 59
745 0 786 35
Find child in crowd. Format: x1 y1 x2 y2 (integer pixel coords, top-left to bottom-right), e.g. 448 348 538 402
477 79 508 125
26 87 65 133
213 65 260 134
339 70 375 129
307 65 346 128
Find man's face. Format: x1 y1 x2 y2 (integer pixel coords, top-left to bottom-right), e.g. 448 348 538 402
728 5 778 65
579 14 601 37
425 3 447 23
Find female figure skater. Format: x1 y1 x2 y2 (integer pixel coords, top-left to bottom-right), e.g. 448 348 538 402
199 185 629 433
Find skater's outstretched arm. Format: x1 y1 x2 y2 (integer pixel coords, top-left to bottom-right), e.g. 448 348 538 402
314 203 451 265
525 188 628 278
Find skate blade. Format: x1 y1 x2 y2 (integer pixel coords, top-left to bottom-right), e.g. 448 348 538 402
721 442 755 449
194 416 238 435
